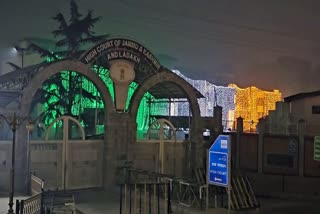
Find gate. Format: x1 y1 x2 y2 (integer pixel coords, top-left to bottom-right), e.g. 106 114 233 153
140 119 184 176
30 116 103 190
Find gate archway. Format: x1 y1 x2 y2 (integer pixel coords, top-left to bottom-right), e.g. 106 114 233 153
30 116 103 190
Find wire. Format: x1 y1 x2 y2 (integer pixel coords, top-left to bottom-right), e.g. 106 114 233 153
103 17 302 55
109 1 319 57
118 0 320 44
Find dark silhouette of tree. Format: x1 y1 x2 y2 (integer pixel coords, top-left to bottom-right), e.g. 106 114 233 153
26 0 109 127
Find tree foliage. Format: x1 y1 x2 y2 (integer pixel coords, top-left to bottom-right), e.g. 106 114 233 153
28 0 109 126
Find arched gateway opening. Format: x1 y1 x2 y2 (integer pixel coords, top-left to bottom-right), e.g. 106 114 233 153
20 60 113 190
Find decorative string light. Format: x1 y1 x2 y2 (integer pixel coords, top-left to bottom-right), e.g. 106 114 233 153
37 61 281 136
228 84 281 132
172 70 236 130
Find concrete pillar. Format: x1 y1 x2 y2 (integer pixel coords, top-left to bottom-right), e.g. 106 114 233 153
14 127 28 194
258 118 266 173
189 120 203 177
236 117 243 169
103 112 136 188
213 106 223 134
298 119 305 177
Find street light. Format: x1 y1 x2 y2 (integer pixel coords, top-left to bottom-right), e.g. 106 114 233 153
14 46 26 69
0 113 29 214
26 122 35 195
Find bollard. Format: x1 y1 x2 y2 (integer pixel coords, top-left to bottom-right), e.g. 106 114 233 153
139 185 142 214
167 184 171 214
124 184 127 214
120 185 123 214
153 184 156 213
164 183 167 212
40 192 44 214
130 184 132 214
15 200 20 214
157 183 160 214
134 184 137 214
144 184 147 214
148 184 151 214
20 200 24 214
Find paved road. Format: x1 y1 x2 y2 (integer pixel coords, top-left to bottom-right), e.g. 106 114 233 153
1 190 319 214
257 197 320 214
75 190 320 214
74 189 320 214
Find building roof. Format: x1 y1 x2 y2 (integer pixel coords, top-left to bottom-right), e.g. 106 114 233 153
284 90 320 102
0 63 48 107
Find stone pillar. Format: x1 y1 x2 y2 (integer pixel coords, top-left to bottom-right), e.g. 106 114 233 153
16 127 28 193
209 106 224 151
298 119 305 177
236 117 243 169
257 118 266 173
103 112 136 188
3 108 29 194
189 120 203 177
213 106 223 134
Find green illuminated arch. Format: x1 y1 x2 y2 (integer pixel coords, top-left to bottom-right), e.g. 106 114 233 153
129 70 201 138
20 60 114 125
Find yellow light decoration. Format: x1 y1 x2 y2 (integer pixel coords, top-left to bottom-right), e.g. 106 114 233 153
228 84 282 132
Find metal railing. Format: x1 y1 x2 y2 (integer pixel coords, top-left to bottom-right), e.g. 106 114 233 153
16 193 43 214
16 175 45 214
119 183 172 214
120 165 206 210
31 175 44 195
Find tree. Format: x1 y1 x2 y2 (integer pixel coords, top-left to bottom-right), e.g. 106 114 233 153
25 0 109 130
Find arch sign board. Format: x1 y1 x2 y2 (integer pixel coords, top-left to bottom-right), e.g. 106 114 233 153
80 38 161 73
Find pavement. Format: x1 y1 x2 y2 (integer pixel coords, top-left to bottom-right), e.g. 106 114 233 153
73 189 320 214
0 194 27 214
1 190 320 214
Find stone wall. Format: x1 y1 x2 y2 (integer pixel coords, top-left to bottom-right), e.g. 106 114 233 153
234 129 320 196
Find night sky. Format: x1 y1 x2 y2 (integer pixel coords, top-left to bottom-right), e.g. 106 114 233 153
1 0 320 97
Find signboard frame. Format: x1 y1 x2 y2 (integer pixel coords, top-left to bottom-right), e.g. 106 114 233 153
206 134 231 212
208 135 231 188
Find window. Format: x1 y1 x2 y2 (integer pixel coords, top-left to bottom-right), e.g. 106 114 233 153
312 105 320 114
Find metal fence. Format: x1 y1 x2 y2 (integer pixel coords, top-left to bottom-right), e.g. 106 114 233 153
15 174 45 214
119 183 172 214
31 175 44 195
120 166 209 210
16 193 43 214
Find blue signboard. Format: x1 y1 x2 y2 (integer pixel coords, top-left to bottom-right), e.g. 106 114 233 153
208 135 230 187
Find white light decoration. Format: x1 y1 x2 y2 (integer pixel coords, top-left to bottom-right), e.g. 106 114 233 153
150 70 280 132
172 70 236 130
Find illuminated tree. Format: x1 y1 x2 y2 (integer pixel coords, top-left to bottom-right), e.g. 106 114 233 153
27 0 109 127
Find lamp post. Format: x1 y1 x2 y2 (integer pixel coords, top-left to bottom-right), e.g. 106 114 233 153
0 113 29 214
14 46 26 69
26 122 35 195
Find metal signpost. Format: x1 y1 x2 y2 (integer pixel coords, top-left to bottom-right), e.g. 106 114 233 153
207 135 231 213
314 136 320 161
